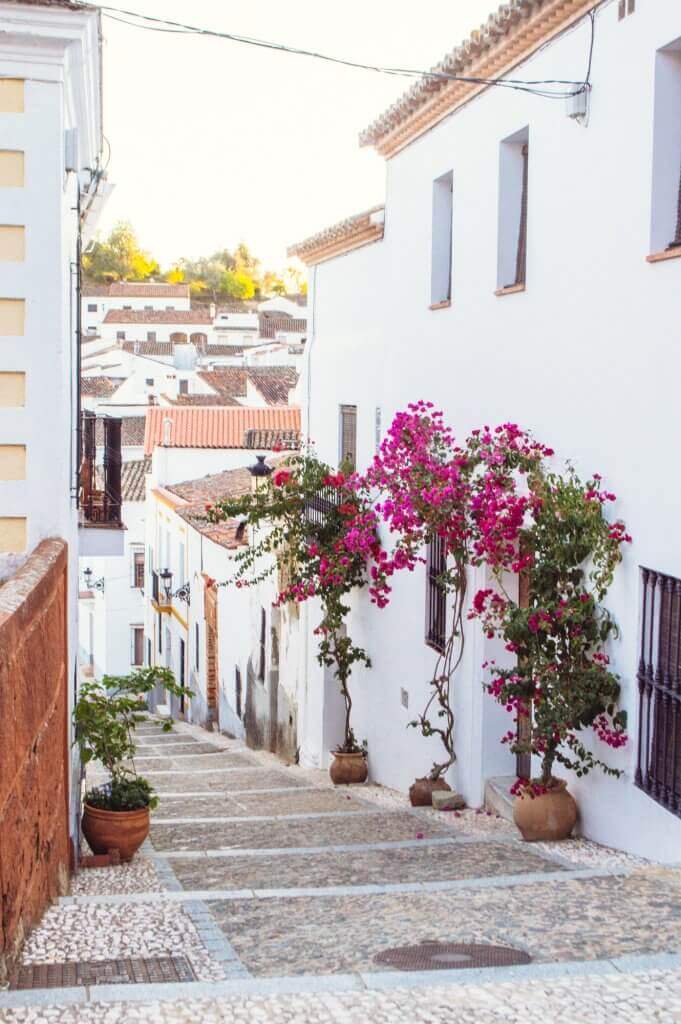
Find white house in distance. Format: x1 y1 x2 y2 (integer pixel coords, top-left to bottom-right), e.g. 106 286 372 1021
284 0 681 862
142 407 301 722
81 281 190 336
101 307 215 347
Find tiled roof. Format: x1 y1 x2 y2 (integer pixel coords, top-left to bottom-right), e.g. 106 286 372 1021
288 206 385 266
167 465 252 505
201 345 245 356
121 458 150 501
162 394 242 407
247 367 298 405
82 281 189 298
244 429 300 450
121 340 174 357
360 0 595 156
95 416 146 447
80 375 125 397
259 316 307 339
144 406 301 455
197 368 247 401
104 309 212 325
96 457 150 502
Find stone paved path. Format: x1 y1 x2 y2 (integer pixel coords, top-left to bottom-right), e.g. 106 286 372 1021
3 719 681 1022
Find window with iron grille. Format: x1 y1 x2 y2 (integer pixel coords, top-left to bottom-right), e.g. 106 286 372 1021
131 626 144 667
258 608 266 682
132 548 145 588
618 0 635 18
636 567 681 818
650 40 681 254
339 404 357 471
425 536 447 653
497 129 529 290
430 170 453 306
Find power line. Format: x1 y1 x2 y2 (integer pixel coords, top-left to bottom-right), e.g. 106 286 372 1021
90 2 592 101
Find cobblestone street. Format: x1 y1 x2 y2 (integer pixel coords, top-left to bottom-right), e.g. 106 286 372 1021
3 720 681 1022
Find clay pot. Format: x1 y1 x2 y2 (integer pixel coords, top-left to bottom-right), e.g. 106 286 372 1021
409 776 451 807
82 803 150 862
512 779 577 842
329 751 368 785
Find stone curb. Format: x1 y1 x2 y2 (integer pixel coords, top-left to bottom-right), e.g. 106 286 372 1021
4 954 681 1009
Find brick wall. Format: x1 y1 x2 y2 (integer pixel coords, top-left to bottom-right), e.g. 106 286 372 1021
0 539 70 983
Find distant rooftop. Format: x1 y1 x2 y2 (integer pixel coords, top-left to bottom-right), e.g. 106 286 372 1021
104 309 212 325
144 405 301 455
83 281 190 299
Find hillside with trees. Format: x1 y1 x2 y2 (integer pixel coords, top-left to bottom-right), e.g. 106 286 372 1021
82 221 306 302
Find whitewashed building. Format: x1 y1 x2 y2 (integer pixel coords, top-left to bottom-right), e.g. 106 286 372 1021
0 0 106 850
287 0 681 861
81 281 190 336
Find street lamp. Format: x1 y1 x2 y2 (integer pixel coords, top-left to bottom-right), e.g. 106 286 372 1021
159 568 173 602
83 567 105 592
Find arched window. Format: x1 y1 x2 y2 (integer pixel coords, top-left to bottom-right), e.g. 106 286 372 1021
170 332 188 344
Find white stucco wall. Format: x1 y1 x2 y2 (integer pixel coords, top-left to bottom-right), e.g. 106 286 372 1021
303 0 681 860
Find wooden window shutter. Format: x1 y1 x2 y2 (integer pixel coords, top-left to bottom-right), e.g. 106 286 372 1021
515 143 529 286
339 405 357 471
425 536 447 653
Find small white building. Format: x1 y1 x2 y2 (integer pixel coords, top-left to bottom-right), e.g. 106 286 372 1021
101 307 214 346
286 0 681 862
82 281 190 337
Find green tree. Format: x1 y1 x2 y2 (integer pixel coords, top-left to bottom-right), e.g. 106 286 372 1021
220 269 256 301
83 221 159 282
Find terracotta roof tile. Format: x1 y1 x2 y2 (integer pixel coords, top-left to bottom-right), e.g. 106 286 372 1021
96 457 150 501
121 340 174 357
95 416 146 447
288 206 385 265
259 316 307 339
167 465 252 504
197 368 248 400
81 375 125 397
243 428 300 450
144 406 301 455
83 281 189 298
201 344 245 356
104 309 212 325
247 366 299 405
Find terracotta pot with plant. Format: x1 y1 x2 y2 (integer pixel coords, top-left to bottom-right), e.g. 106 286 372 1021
75 667 192 861
475 466 631 842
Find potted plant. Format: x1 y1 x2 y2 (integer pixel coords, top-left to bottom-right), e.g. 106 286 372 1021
474 467 630 841
75 666 192 860
208 454 390 784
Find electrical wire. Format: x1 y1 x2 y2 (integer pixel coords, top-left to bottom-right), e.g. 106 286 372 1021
88 2 593 100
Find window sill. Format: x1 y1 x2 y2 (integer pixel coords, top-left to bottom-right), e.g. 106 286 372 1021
495 283 526 297
429 300 451 311
646 247 681 264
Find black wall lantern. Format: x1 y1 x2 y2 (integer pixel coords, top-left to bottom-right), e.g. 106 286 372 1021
83 567 105 592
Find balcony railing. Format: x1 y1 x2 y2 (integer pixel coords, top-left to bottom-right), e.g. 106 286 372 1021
303 485 341 528
80 412 122 526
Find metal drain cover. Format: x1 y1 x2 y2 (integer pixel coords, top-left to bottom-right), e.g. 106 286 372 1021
11 955 196 990
374 942 531 971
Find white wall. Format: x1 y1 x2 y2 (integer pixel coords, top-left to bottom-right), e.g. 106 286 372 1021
304 0 681 860
101 320 214 345
82 292 191 335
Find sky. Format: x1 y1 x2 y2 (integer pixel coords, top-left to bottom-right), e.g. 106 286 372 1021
96 0 494 271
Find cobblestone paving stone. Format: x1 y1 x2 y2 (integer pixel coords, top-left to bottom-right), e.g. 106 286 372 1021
4 968 681 1023
135 734 202 746
153 789 370 819
150 810 458 851
127 751 257 771
170 839 565 890
209 871 681 976
19 903 225 981
139 769 312 794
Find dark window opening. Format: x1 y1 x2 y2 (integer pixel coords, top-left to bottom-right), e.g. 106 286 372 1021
157 612 162 653
131 626 144 667
636 567 681 818
147 331 157 342
133 549 145 588
179 379 189 395
195 622 200 670
87 303 97 312
425 536 447 654
179 638 186 713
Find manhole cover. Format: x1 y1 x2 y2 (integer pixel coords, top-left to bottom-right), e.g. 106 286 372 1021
373 942 531 971
11 955 196 989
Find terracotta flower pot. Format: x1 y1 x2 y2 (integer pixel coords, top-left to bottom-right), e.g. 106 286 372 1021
512 779 577 842
329 751 368 785
82 803 150 862
409 776 451 807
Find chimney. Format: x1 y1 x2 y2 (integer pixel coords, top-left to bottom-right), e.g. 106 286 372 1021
147 394 156 406
162 417 172 446
248 454 272 494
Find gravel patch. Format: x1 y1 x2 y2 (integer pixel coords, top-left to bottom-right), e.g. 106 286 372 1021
71 858 163 897
19 903 225 982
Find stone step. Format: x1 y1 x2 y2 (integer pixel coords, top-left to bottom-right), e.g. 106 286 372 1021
484 776 515 823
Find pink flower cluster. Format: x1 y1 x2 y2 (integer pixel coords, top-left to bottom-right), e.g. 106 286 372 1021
592 714 628 749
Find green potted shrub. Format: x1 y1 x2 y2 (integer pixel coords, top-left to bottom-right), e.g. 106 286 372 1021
75 667 192 860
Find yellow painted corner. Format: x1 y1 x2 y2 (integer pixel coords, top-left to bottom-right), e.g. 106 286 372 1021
0 516 26 553
0 80 24 113
0 299 25 336
0 151 24 187
0 372 25 406
0 445 26 480
0 226 25 261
